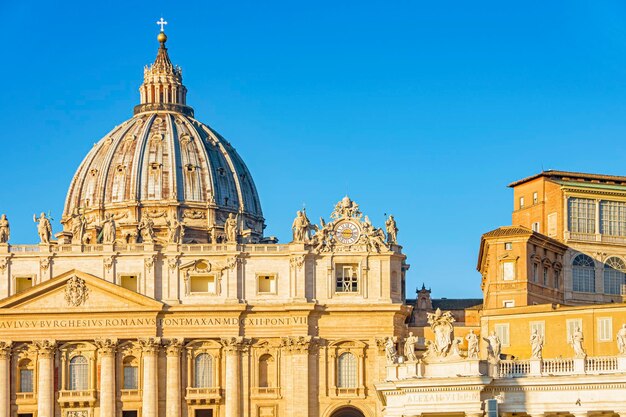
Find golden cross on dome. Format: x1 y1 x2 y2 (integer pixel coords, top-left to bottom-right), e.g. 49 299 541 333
156 17 168 32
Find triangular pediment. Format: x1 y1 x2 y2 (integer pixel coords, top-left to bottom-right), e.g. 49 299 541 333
0 270 163 312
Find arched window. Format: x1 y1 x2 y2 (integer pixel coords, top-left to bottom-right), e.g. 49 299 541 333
258 354 274 388
194 353 213 388
18 359 34 393
604 257 626 295
573 254 596 293
122 356 138 390
337 352 357 388
69 355 89 391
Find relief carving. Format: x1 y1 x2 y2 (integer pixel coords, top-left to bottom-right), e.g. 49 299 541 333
65 276 89 307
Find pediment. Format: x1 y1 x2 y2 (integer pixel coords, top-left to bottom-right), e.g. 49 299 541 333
0 270 163 312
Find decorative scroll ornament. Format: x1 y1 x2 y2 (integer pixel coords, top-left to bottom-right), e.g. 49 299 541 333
40 257 51 271
182 209 206 219
0 257 8 272
104 256 114 272
65 276 89 307
289 255 305 270
222 256 238 272
145 255 156 270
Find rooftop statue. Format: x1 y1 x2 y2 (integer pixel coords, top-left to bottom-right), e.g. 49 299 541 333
312 218 334 253
0 214 9 244
291 210 314 243
618 324 626 355
385 337 398 365
100 213 116 244
404 332 418 362
570 327 586 358
484 331 501 363
385 215 398 244
138 218 155 244
465 329 479 359
70 210 86 244
426 308 455 359
530 329 544 359
224 213 238 243
33 212 52 244
331 196 362 220
166 216 184 244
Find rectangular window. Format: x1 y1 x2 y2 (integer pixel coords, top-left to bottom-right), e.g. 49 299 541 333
519 197 525 209
15 277 33 294
554 270 560 289
533 192 538 204
504 242 512 250
19 369 33 393
335 264 359 293
568 197 596 234
530 321 545 338
566 319 583 342
532 263 538 283
547 212 557 237
598 317 612 341
503 300 515 308
190 275 217 294
502 261 515 281
532 222 540 232
257 274 277 294
121 275 138 292
543 267 549 286
600 200 626 237
123 366 138 389
494 323 510 346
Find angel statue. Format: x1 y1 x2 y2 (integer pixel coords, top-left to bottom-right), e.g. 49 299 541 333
33 212 52 244
312 217 334 252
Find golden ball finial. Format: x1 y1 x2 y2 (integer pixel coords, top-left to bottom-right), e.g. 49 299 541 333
158 31 168 44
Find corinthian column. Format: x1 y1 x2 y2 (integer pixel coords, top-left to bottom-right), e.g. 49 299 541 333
0 342 11 417
139 338 161 417
95 338 118 417
35 340 56 417
165 339 184 417
221 337 245 417
282 336 312 417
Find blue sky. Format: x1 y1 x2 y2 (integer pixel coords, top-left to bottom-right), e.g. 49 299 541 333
2 1 626 298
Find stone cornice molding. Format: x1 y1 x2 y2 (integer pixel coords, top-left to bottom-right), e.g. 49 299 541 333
34 339 56 358
94 338 118 356
138 337 161 355
165 338 184 356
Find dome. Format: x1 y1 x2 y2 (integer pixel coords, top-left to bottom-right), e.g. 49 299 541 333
62 31 264 244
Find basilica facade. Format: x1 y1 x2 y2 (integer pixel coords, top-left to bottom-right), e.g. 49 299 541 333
2 24 626 417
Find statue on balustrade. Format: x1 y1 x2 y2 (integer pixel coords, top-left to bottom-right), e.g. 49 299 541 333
0 214 9 243
166 216 184 244
404 332 418 362
138 217 156 243
224 213 238 243
70 210 86 244
33 212 52 243
100 213 116 244
385 214 398 244
385 337 398 364
426 308 455 358
484 331 501 363
530 329 544 359
617 324 626 355
465 329 479 359
570 327 586 358
312 218 334 253
291 210 313 243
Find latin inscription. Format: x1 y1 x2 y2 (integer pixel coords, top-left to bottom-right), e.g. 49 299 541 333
0 316 307 329
405 392 480 404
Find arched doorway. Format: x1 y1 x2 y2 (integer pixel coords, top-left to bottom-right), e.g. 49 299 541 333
330 406 366 417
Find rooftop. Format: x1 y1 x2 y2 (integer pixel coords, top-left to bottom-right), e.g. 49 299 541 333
508 170 626 188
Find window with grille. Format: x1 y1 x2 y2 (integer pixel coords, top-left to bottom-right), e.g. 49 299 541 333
335 264 359 293
123 362 138 389
194 353 213 388
69 355 89 391
19 368 33 393
494 323 510 346
603 257 626 295
598 317 612 341
573 254 595 293
568 198 596 233
337 352 357 388
600 200 626 236
554 269 560 289
532 263 538 283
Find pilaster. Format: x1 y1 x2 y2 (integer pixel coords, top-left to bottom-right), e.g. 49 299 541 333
0 342 11 417
35 340 56 417
165 338 184 417
139 337 161 417
221 337 246 417
95 338 117 417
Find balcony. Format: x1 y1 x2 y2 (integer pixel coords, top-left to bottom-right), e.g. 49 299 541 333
185 387 221 405
120 389 142 402
15 392 36 406
251 387 281 399
58 389 97 407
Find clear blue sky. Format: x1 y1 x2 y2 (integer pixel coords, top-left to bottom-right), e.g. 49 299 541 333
2 1 626 299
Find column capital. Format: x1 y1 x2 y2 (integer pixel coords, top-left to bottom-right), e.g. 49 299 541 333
220 336 249 353
165 338 184 356
95 338 118 356
0 341 11 360
138 337 161 355
34 339 56 358
281 335 315 354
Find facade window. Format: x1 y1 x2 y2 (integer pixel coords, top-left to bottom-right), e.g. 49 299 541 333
190 275 217 294
502 261 515 281
258 274 277 294
503 300 515 308
532 263 538 283
532 222 540 232
337 352 357 388
18 360 34 393
258 354 275 388
598 317 612 342
603 257 626 295
554 269 560 289
519 197 525 209
566 319 583 342
15 276 33 294
123 356 138 389
572 254 595 293
533 192 538 204
568 198 596 234
194 353 213 388
530 321 545 338
504 242 512 250
335 264 359 293
494 323 510 346
600 200 626 236
121 275 138 292
68 355 89 391
543 267 549 286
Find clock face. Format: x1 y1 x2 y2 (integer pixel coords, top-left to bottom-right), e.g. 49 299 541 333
335 221 360 245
